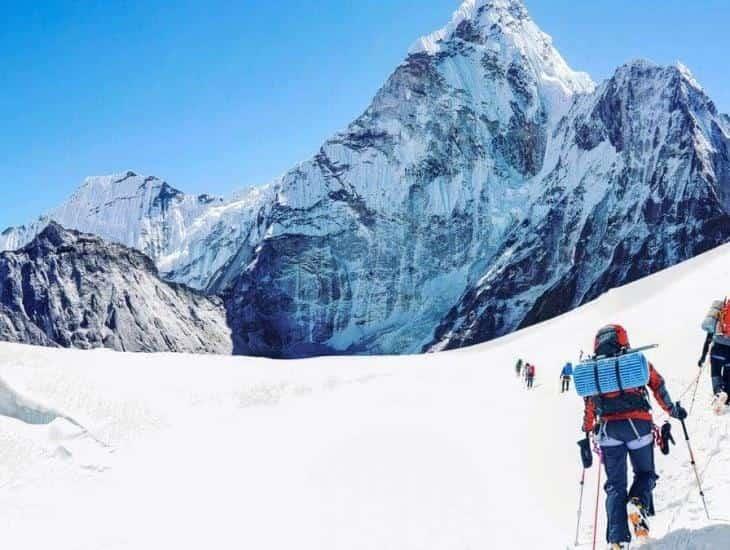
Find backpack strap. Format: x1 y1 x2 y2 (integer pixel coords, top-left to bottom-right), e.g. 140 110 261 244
627 418 640 439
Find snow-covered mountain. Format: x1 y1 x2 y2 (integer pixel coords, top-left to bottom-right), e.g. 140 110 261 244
0 222 231 354
0 171 214 259
3 0 730 358
217 0 597 356
0 171 274 291
218 0 730 357
430 60 730 350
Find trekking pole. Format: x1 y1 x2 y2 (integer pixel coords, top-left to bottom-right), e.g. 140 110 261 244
678 401 711 520
574 468 586 546
592 462 602 550
591 441 603 550
688 366 704 416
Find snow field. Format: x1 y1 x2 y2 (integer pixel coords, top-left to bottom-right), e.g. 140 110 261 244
2 242 730 548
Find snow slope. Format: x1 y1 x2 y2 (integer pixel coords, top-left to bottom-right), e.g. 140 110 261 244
2 240 730 548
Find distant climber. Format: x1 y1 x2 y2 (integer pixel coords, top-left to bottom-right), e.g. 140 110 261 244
577 324 686 548
560 362 573 393
525 363 536 389
699 298 730 412
515 358 523 378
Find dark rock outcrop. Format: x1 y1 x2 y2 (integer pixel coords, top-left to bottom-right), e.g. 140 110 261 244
0 223 232 354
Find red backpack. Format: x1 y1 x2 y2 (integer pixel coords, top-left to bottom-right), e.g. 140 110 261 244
718 300 730 338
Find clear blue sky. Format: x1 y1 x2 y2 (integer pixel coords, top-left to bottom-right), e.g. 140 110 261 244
2 0 728 229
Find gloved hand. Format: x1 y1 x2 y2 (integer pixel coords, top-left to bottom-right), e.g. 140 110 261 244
577 434 593 469
660 421 675 455
670 403 688 420
698 358 705 367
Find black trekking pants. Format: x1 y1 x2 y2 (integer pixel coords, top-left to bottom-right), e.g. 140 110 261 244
600 420 657 544
561 376 570 392
710 343 730 395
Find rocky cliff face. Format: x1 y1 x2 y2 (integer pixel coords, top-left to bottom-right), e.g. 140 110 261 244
3 0 730 358
217 0 594 357
429 60 730 350
0 223 232 354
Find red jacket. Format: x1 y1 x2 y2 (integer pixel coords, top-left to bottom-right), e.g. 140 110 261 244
525 365 535 377
582 363 673 433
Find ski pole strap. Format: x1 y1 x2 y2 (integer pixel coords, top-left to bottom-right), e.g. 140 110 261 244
591 433 603 460
678 402 691 441
680 419 690 441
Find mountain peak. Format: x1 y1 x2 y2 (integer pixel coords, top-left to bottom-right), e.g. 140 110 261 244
23 221 161 275
451 0 530 26
409 0 593 100
674 61 704 91
610 59 708 99
34 220 73 246
78 171 161 192
64 172 190 214
410 0 528 55
31 220 107 249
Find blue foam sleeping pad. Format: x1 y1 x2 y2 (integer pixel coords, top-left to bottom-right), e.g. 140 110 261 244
573 351 650 397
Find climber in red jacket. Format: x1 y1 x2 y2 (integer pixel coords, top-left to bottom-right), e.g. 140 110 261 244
580 324 686 548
